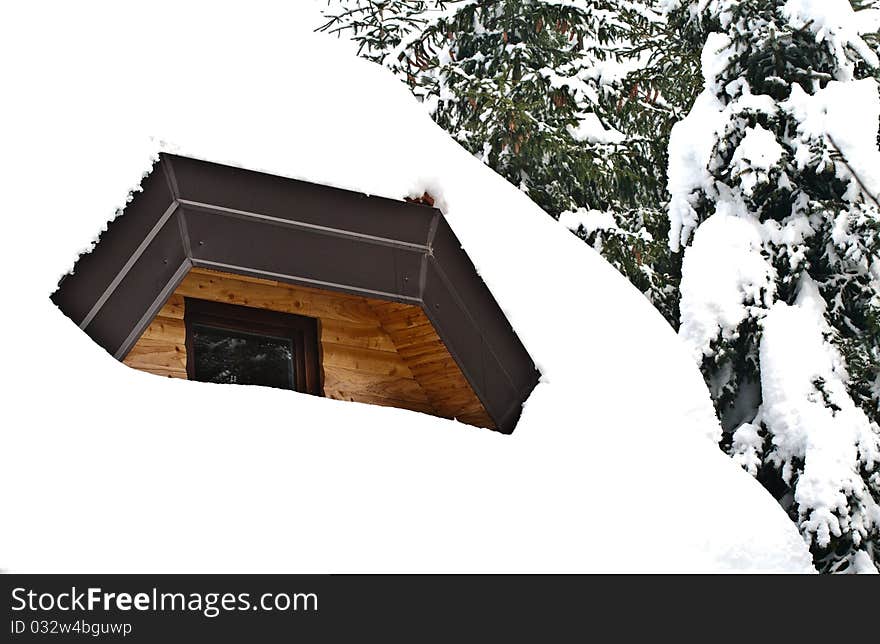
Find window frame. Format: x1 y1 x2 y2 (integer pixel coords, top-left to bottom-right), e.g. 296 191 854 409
183 296 322 396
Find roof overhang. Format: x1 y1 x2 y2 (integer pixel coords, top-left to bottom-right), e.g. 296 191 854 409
52 154 539 433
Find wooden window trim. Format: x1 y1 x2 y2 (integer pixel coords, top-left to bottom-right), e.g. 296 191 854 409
183 297 322 395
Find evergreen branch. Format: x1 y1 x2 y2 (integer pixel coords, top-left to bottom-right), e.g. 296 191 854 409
827 134 880 209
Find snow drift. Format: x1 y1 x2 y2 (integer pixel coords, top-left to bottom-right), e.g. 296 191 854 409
0 1 814 572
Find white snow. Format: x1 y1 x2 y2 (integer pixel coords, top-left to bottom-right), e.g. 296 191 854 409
758 278 880 566
678 212 776 377
852 550 880 574
783 79 880 203
667 91 725 252
730 125 785 198
566 113 626 145
0 0 815 573
558 208 619 235
700 31 735 99
668 0 880 249
783 0 880 74
667 32 783 252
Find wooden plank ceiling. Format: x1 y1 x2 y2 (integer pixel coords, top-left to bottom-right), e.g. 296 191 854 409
123 267 494 429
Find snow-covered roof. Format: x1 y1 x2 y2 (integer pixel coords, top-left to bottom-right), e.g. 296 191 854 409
0 2 814 572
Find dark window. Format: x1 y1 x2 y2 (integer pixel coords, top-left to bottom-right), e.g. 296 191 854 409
190 325 295 389
184 297 321 395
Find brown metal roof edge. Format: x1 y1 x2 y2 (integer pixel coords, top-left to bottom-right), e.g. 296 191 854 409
51 153 540 433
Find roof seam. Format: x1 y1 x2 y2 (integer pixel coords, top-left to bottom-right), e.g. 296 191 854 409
419 213 440 299
425 255 518 393
166 156 194 260
79 200 180 330
114 257 192 359
179 199 429 253
160 154 181 199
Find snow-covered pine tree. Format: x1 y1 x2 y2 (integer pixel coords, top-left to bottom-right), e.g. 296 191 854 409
603 1 704 207
395 0 638 216
666 0 880 572
320 1 686 324
561 0 706 326
318 1 442 66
